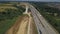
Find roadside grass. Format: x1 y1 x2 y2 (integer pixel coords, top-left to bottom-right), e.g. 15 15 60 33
25 21 28 34
42 13 60 33
31 19 38 34
30 14 38 34
0 17 18 34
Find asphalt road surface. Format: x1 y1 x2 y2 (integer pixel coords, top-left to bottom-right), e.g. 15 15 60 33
29 4 59 34
20 3 59 34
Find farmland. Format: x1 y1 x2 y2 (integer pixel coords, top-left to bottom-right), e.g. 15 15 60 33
0 2 25 34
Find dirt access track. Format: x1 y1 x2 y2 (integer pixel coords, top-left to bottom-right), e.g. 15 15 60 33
5 15 29 34
5 14 38 34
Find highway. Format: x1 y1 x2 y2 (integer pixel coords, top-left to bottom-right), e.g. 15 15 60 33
29 4 59 34
20 3 59 34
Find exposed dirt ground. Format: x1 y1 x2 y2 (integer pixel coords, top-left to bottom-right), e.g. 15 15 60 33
16 15 29 34
5 14 38 34
5 15 29 34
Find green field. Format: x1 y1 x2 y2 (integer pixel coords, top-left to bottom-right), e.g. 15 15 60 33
31 2 60 33
0 2 25 34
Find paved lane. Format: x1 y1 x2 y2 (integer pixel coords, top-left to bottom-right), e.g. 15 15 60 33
29 5 48 34
29 4 59 34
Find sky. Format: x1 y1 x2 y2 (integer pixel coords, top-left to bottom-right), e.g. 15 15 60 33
0 0 60 2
